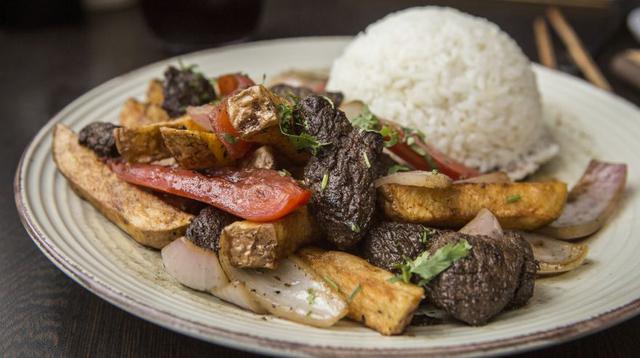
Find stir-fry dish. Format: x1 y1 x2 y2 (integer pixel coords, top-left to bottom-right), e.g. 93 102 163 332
51 61 628 335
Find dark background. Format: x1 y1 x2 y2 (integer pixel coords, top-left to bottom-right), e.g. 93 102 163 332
2 0 639 356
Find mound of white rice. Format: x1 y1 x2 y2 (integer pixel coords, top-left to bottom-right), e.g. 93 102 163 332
327 7 558 178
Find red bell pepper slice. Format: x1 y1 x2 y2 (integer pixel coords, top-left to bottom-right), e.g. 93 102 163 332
110 162 311 222
217 73 255 97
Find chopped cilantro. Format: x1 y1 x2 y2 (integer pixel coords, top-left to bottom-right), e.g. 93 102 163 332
362 151 371 168
388 164 411 175
347 284 362 303
323 276 339 291
350 223 361 233
222 133 237 144
391 240 472 285
306 288 316 306
277 103 328 155
350 106 399 148
506 194 522 203
420 228 434 244
321 173 329 190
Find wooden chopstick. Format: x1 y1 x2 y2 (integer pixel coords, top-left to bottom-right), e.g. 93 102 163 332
546 7 612 91
533 17 557 69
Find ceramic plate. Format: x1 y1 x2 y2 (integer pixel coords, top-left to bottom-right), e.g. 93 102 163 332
15 37 640 357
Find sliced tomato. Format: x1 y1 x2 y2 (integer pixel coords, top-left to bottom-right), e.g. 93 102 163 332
110 162 311 222
217 73 255 97
411 138 480 180
188 102 253 159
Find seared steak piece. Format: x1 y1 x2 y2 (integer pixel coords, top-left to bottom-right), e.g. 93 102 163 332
269 83 344 107
298 95 384 249
186 206 237 252
424 231 536 325
162 65 216 117
361 221 430 271
78 122 120 158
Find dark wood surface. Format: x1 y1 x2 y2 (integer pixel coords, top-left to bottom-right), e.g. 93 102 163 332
3 1 640 357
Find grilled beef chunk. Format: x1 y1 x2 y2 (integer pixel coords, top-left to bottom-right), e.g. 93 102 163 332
424 231 536 325
185 206 237 252
362 224 536 325
162 65 216 117
361 222 430 271
78 122 120 158
298 95 384 249
269 84 344 107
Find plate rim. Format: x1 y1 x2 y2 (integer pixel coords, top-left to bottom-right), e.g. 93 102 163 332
13 36 640 357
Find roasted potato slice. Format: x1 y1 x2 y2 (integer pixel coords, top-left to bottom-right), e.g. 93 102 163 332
226 85 309 164
147 79 164 106
160 127 232 169
298 247 424 335
53 124 193 249
119 98 170 128
220 207 317 269
379 181 568 230
115 117 195 163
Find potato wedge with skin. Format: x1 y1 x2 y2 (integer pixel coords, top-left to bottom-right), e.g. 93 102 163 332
53 124 193 249
220 207 317 269
298 247 424 335
226 85 309 164
119 98 170 128
379 181 568 230
147 79 164 106
115 117 196 163
160 127 232 169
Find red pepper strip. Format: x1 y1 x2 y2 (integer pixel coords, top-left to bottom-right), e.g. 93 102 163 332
188 102 254 159
110 162 311 222
410 136 480 180
388 143 432 171
217 73 255 97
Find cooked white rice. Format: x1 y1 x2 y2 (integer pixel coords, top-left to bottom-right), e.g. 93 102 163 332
327 7 558 178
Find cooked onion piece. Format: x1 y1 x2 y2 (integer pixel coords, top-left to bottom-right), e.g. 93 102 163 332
520 232 589 274
161 237 264 313
454 172 511 184
539 160 627 240
340 100 366 120
374 171 452 189
459 208 504 239
218 234 347 327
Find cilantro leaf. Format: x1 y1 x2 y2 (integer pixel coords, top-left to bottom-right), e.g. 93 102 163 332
388 164 411 175
350 106 399 148
392 240 472 285
277 103 328 155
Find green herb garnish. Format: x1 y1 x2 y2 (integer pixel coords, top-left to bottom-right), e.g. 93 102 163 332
323 276 339 291
420 228 433 244
321 173 329 190
362 151 371 168
506 194 522 203
277 103 328 155
347 284 362 303
391 240 472 285
350 106 399 148
222 133 237 144
388 164 411 175
350 223 361 233
306 288 316 306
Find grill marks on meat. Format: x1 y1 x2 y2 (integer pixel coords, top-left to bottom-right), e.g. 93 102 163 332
298 95 384 249
185 206 237 252
424 231 536 325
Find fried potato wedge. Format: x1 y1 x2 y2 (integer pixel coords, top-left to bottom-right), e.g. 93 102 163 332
53 124 193 249
147 79 164 106
220 207 317 269
160 127 232 169
379 181 568 230
298 247 424 335
119 98 170 128
115 117 196 163
226 85 309 164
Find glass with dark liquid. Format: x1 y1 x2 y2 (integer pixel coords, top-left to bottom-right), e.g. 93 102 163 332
141 0 263 52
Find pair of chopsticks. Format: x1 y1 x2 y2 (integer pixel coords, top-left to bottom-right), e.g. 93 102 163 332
534 7 612 91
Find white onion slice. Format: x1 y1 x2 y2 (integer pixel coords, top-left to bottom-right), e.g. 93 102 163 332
459 208 504 239
539 160 627 240
520 232 589 274
454 172 511 184
161 237 265 313
186 105 215 132
375 171 452 189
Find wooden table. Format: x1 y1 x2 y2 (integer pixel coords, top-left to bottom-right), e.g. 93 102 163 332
3 1 639 356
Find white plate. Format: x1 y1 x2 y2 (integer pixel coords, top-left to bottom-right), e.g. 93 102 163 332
15 37 640 357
